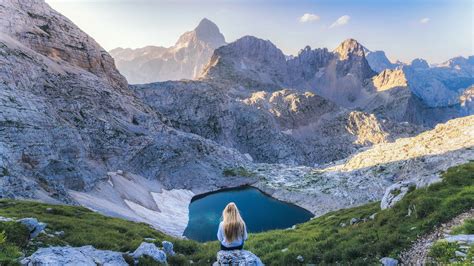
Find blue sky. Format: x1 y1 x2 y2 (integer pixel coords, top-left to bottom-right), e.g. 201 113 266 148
46 0 473 64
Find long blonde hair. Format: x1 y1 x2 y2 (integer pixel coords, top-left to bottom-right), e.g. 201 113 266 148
222 202 246 242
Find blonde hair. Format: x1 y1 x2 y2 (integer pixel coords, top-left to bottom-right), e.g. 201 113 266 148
222 202 246 242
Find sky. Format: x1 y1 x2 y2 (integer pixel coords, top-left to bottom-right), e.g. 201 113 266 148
46 0 473 64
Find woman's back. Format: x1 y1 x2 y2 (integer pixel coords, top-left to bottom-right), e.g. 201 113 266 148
217 202 248 250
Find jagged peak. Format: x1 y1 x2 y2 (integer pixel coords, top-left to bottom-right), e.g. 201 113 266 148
410 58 429 69
334 38 365 59
225 35 282 53
175 18 225 48
195 18 219 32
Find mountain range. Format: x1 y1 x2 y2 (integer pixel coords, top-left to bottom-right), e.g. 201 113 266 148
110 18 226 84
0 0 473 242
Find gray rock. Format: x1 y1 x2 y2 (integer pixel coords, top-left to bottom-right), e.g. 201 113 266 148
215 250 263 266
296 255 304 262
369 213 377 220
445 234 474 245
162 241 175 256
0 216 14 222
350 218 360 225
380 257 398 266
21 246 127 266
381 181 415 210
455 251 467 258
18 218 47 239
131 242 166 263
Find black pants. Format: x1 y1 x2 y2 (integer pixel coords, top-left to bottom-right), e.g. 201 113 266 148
220 243 244 251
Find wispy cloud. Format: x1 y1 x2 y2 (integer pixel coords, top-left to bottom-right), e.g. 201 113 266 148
330 15 350 28
299 13 320 23
420 17 430 24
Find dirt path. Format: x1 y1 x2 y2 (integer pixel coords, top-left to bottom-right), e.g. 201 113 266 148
399 209 474 265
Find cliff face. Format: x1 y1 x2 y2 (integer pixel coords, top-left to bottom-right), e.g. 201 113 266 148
0 0 127 89
0 0 249 205
201 37 376 107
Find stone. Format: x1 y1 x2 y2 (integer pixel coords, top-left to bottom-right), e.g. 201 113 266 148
369 213 377 220
380 181 415 210
131 242 167 263
18 218 47 239
162 241 175 256
21 246 127 266
0 216 14 222
350 218 360 225
215 250 263 266
296 255 304 262
455 251 467 258
444 235 474 245
380 257 398 266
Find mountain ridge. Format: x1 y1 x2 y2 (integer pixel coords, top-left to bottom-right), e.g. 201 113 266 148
110 18 226 83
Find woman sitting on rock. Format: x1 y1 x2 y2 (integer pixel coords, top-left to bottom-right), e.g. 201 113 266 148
217 202 248 250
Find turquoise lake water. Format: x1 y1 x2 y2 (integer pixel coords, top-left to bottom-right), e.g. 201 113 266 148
183 186 314 242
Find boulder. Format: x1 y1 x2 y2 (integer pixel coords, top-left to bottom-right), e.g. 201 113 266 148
0 216 14 222
350 218 360 225
131 242 167 263
20 246 127 266
214 250 264 266
380 257 398 266
444 234 474 245
380 181 415 210
162 241 175 256
18 218 47 239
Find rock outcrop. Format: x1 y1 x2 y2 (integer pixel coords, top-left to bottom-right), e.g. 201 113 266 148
213 250 264 266
110 18 226 83
131 242 167 264
364 49 401 73
21 246 128 266
18 217 47 239
380 181 416 210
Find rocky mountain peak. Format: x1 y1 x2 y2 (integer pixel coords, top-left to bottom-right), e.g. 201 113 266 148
410 58 429 69
175 18 225 49
334 38 366 60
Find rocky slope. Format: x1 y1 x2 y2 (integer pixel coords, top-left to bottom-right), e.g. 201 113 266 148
251 115 474 216
0 0 250 234
364 49 401 73
110 18 226 83
133 81 420 166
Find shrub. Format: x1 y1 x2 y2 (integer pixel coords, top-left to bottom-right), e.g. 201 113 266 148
428 240 458 263
451 219 474 235
222 166 255 177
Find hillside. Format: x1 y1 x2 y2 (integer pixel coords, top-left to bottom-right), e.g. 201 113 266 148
0 162 472 265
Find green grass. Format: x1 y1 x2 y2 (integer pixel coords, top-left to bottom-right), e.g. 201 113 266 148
451 219 474 235
0 162 472 265
222 166 256 177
